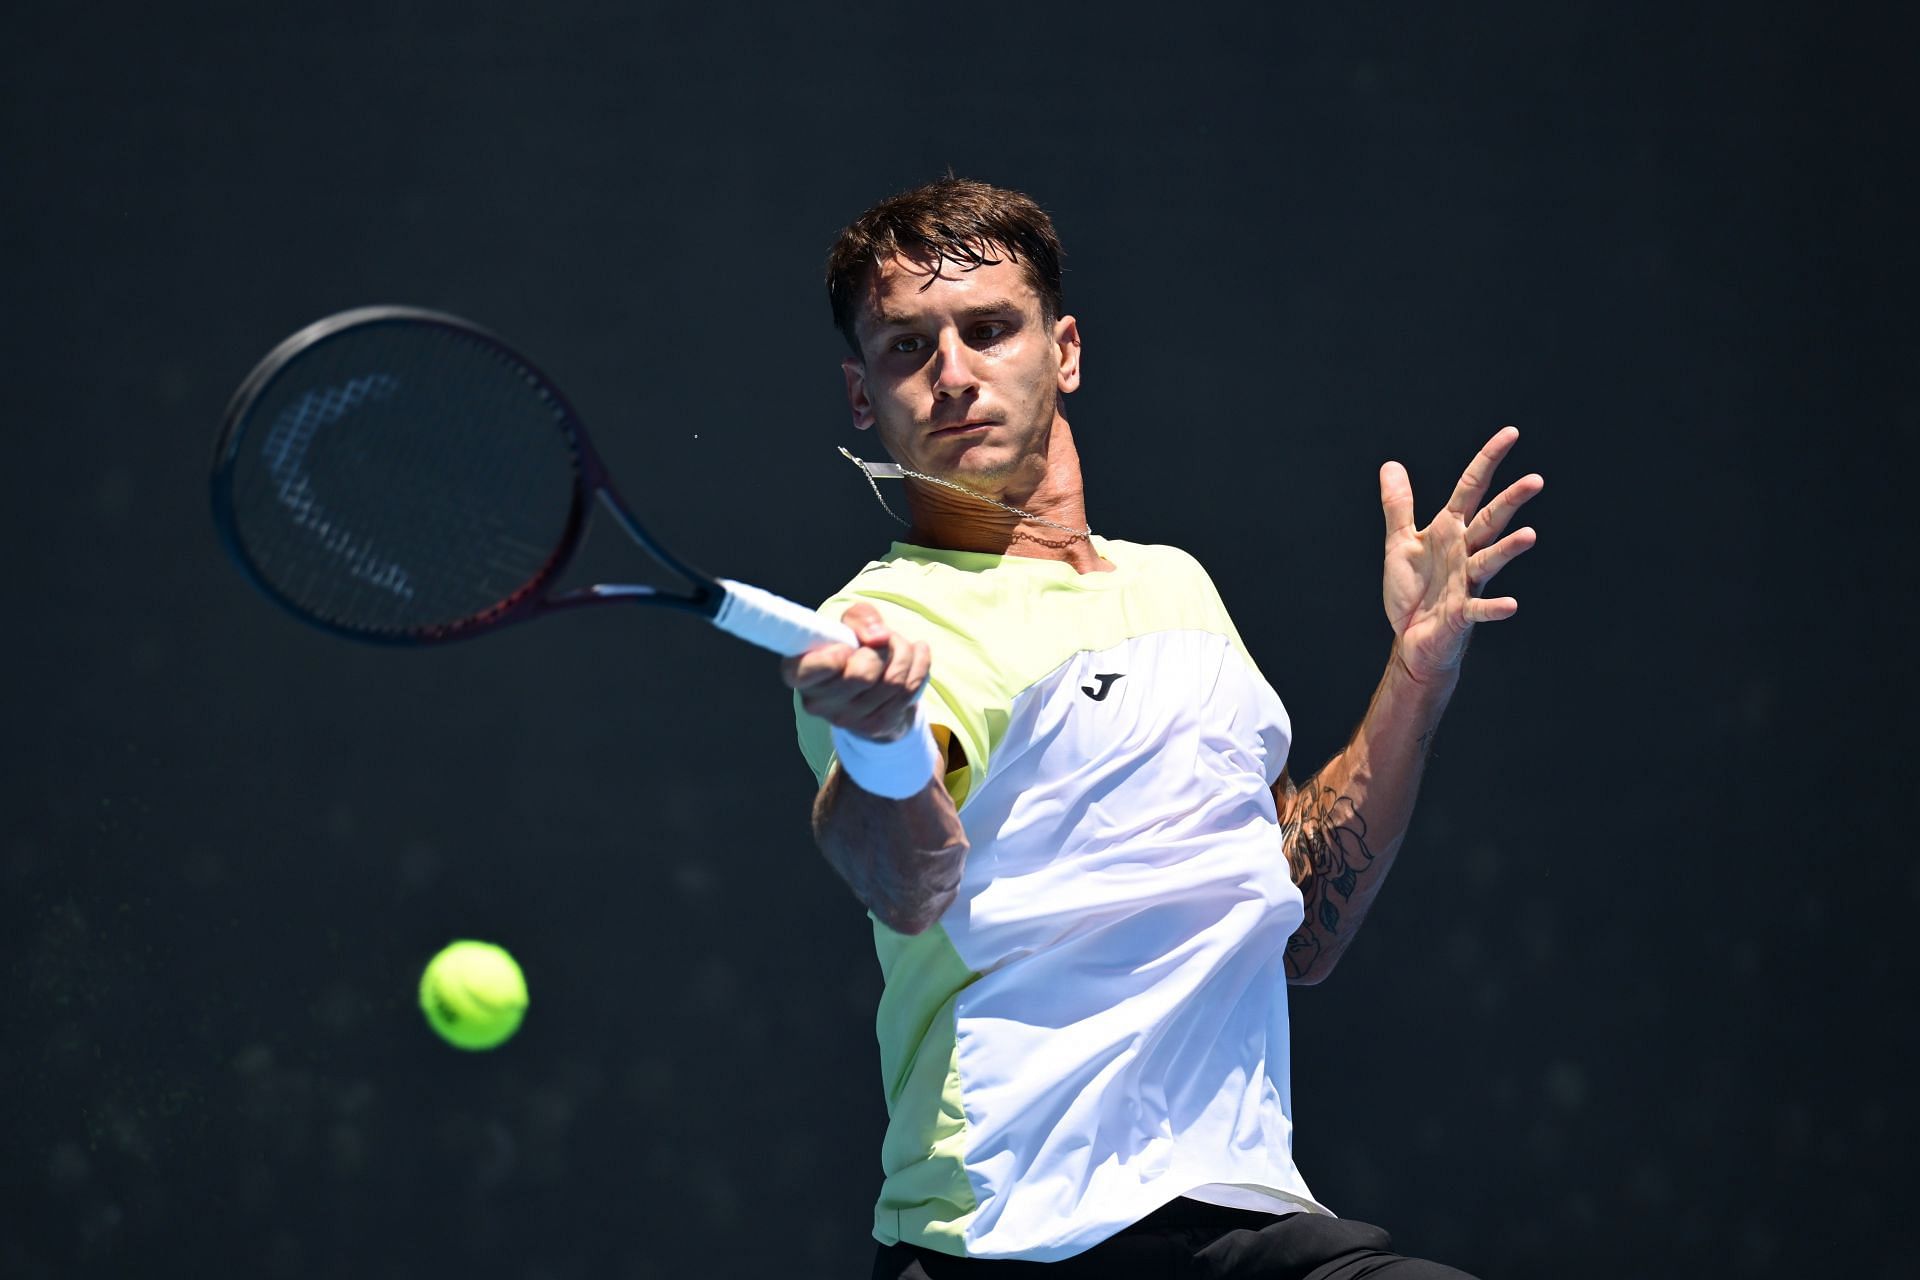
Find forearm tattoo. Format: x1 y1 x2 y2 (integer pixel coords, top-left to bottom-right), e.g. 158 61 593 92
1282 782 1376 980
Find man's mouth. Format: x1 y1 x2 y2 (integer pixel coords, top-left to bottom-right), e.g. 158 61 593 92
930 420 994 438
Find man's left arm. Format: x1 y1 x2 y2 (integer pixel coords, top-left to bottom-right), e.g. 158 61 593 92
1278 426 1543 986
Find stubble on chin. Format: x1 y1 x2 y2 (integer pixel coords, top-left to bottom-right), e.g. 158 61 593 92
936 427 1053 496
952 398 1059 492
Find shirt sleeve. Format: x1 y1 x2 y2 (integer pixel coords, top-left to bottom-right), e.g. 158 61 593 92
1160 544 1269 675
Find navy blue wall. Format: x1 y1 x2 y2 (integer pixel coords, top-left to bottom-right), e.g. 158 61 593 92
4 3 1910 1275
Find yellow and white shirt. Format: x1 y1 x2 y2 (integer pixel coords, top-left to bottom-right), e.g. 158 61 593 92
796 537 1329 1262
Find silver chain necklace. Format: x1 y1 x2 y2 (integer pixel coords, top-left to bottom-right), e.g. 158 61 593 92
837 447 1094 540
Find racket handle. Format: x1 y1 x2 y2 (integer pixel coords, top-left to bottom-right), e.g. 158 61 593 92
711 579 858 656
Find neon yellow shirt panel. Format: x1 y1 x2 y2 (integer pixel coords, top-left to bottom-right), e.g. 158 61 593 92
869 922 977 1251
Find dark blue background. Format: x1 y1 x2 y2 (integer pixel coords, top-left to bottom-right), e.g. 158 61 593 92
4 3 1911 1276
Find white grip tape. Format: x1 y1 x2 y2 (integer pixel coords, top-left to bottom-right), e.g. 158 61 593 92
711 578 857 656
831 700 942 800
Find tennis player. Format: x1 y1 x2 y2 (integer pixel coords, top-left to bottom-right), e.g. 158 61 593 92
784 178 1541 1278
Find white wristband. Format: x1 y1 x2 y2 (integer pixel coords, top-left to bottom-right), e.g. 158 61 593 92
831 702 943 800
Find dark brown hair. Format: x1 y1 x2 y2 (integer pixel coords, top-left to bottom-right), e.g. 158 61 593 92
825 177 1064 356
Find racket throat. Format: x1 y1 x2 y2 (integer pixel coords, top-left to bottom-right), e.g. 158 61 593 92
559 488 723 615
547 582 713 613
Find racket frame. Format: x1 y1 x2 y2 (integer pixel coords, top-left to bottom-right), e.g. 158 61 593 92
210 306 724 646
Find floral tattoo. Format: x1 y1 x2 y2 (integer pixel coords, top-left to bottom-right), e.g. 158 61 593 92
1282 782 1376 980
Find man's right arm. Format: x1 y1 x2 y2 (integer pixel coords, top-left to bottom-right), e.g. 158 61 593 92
810 767 967 936
782 602 969 936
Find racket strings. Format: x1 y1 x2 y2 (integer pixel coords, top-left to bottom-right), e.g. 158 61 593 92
262 374 416 600
226 324 581 636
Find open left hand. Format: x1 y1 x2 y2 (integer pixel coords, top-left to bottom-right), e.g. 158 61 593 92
1380 426 1542 682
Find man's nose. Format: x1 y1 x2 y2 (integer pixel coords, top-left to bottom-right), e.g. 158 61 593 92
932 330 978 397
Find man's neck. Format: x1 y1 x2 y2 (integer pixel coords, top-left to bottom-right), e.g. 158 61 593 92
902 418 1112 574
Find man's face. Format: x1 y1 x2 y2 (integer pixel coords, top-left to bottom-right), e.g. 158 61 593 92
842 252 1081 497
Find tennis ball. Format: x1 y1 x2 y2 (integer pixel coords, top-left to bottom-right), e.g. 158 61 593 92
418 940 527 1051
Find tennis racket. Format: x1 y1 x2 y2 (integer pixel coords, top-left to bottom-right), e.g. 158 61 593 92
210 306 855 656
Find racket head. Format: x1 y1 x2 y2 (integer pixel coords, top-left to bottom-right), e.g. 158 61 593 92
213 306 610 645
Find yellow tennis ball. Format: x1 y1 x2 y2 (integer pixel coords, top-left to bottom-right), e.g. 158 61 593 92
418 940 527 1051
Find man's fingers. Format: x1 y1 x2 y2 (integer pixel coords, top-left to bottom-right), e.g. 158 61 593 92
782 644 855 690
1380 461 1417 540
791 640 884 705
845 634 915 708
840 683 910 730
840 601 891 647
1466 473 1544 551
795 633 931 739
802 672 883 724
1463 595 1519 624
851 637 925 708
1468 526 1537 590
790 603 929 738
904 638 932 698
833 639 930 739
882 634 924 697
795 641 884 691
1444 426 1519 519
842 642 889 687
786 601 898 691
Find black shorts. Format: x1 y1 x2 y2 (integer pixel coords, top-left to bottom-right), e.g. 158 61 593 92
871 1198 1477 1280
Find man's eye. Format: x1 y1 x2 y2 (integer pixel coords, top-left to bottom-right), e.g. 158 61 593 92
891 336 925 354
972 322 1009 342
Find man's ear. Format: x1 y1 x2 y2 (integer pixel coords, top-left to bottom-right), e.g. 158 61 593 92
1053 315 1083 395
842 356 877 431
